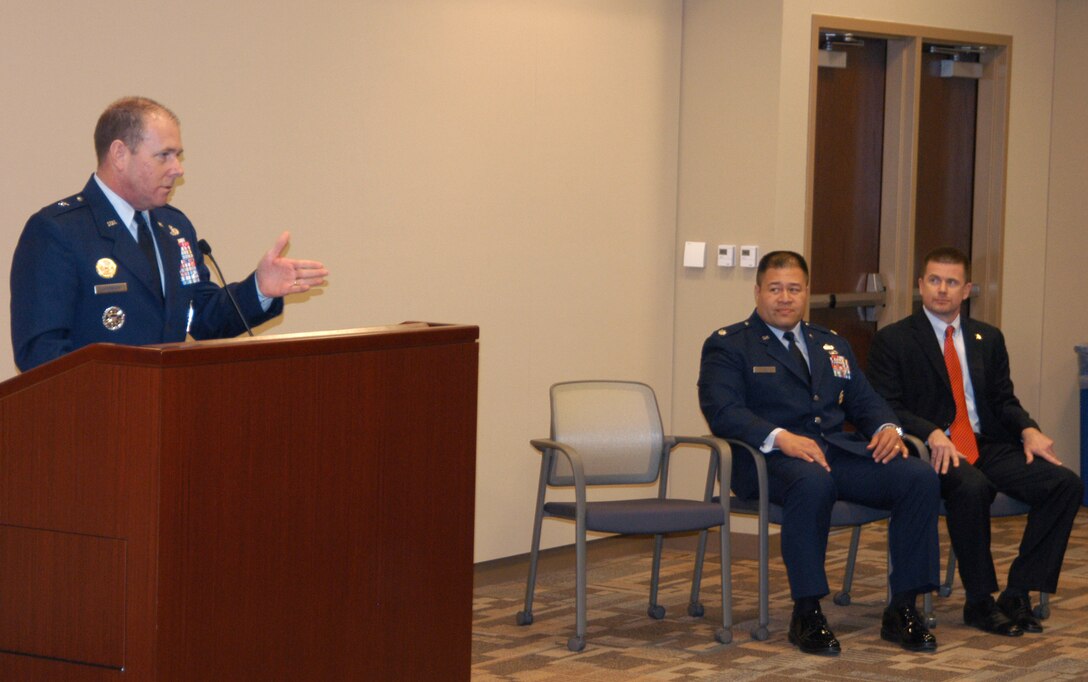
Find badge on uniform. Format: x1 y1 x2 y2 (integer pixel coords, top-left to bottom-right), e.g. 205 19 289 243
102 306 125 331
177 238 200 285
95 258 118 279
828 351 851 379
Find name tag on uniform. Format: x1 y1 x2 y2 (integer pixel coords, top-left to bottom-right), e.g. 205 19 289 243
94 282 128 295
752 366 776 374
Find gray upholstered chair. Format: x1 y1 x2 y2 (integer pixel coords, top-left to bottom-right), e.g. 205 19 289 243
515 380 733 652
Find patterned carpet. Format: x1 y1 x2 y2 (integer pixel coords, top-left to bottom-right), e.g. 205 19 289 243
472 509 1088 680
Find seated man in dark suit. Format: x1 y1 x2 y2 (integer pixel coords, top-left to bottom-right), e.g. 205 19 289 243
699 250 940 656
868 246 1083 636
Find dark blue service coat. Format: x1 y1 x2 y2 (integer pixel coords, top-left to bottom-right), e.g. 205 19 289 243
699 311 896 456
11 175 283 372
698 310 939 599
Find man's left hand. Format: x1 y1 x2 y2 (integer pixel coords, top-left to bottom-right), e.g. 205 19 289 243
1022 427 1062 466
255 231 329 297
868 427 908 464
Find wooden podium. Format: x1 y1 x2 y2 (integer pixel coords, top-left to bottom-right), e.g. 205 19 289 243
0 323 478 681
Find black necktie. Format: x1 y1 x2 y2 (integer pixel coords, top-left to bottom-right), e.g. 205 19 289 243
134 211 163 300
783 331 811 383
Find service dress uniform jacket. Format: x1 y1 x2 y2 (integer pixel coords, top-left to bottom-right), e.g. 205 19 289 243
699 312 897 457
11 175 283 372
868 310 1083 596
699 311 940 599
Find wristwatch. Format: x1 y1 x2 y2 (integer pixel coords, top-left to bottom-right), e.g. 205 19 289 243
881 424 904 438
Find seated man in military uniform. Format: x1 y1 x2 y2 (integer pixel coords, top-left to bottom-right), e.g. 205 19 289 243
698 250 940 655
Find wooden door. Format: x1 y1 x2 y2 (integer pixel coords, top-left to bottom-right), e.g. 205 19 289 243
809 39 887 364
914 47 979 315
810 38 980 365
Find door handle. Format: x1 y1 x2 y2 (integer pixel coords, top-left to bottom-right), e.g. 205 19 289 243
809 273 885 321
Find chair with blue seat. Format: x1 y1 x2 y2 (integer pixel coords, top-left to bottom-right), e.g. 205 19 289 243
918 446 1050 627
515 380 733 652
688 437 906 640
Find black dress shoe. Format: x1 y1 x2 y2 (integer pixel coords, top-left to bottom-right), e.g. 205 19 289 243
997 593 1044 633
964 597 1023 636
880 604 937 652
788 605 840 655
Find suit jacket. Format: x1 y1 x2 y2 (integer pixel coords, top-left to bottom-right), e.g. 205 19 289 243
699 311 898 456
10 175 284 372
867 309 1037 445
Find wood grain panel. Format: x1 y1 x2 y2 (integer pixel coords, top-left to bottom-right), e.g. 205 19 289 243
810 39 887 365
0 323 478 681
0 526 125 668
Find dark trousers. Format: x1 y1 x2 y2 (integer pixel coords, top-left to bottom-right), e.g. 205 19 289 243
732 445 941 600
940 435 1083 597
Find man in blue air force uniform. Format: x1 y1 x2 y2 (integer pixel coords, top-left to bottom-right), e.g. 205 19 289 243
698 250 940 656
11 96 329 372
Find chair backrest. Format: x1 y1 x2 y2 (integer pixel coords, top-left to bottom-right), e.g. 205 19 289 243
545 381 666 486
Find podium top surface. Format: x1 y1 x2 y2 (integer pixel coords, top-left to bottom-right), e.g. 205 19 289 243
0 321 478 397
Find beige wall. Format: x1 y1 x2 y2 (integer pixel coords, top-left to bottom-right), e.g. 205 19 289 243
0 0 1082 564
1041 0 1088 478
672 0 1081 505
0 1 682 563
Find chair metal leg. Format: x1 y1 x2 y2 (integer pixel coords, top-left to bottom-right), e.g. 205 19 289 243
752 498 770 641
1035 592 1050 619
923 590 936 628
569 514 587 652
833 526 862 606
717 515 733 643
516 465 551 627
648 534 666 619
940 547 956 598
687 529 708 617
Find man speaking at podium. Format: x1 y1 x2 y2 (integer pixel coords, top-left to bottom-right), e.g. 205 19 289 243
10 96 329 372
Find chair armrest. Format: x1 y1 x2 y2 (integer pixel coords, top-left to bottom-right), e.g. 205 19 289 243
528 438 588 511
702 436 770 518
903 434 930 462
669 435 733 505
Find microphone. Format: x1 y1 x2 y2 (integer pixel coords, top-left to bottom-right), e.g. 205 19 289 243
197 239 254 337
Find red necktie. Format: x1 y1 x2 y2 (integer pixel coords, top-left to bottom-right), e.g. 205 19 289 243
944 325 979 464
